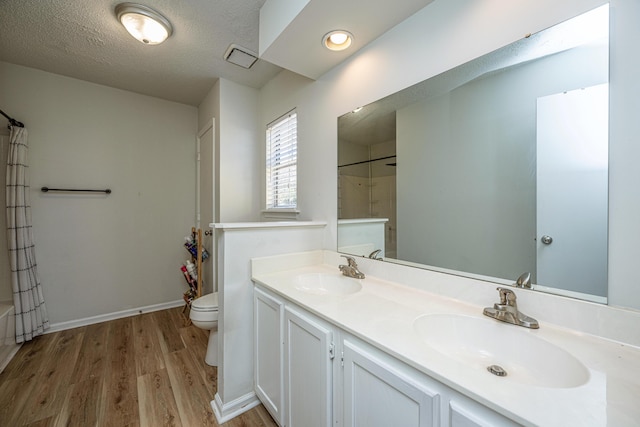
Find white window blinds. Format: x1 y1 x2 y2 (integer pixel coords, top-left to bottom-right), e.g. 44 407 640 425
266 110 297 209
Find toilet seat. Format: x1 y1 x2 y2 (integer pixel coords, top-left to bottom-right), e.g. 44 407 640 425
191 292 219 312
190 292 219 324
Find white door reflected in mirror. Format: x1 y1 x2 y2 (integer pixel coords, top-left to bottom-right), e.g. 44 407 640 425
536 84 608 302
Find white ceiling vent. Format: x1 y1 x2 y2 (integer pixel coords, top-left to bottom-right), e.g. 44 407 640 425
224 44 258 69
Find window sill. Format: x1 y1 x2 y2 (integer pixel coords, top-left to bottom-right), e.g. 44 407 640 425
261 209 300 221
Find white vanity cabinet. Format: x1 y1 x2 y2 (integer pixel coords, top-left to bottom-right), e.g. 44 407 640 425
342 338 440 426
284 306 334 427
254 285 518 427
342 336 517 427
254 286 334 427
254 287 285 425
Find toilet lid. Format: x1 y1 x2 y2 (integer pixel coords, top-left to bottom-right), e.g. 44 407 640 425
191 292 219 311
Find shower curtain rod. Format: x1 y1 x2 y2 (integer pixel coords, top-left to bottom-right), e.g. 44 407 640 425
0 109 25 128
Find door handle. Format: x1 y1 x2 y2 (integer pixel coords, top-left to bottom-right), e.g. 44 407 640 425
541 235 553 245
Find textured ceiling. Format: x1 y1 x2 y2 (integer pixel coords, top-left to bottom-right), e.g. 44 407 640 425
0 0 284 106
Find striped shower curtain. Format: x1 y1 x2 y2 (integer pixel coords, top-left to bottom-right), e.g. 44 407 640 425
6 126 49 343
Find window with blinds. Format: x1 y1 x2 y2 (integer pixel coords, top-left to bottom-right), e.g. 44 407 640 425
266 110 297 209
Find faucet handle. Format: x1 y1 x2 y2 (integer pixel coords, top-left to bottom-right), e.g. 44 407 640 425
515 272 532 289
341 255 358 267
368 249 382 260
497 287 516 306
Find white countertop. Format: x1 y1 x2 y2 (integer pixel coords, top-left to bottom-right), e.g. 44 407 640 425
252 261 640 426
338 218 389 224
210 221 326 230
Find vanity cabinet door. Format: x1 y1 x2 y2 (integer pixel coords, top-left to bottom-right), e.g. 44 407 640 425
254 288 284 426
342 338 440 427
284 306 334 427
446 398 518 427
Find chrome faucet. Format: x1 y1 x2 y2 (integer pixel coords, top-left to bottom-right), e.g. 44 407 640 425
368 249 383 260
483 287 539 329
339 255 365 279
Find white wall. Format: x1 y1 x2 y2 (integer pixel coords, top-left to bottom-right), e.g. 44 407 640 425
199 78 261 223
219 80 261 222
259 0 640 310
197 78 262 298
0 61 197 325
198 80 221 225
198 80 220 133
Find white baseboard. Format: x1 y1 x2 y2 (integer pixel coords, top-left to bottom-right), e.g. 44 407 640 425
46 299 185 333
211 391 261 424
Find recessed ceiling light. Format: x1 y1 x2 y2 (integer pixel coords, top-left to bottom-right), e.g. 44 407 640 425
322 30 354 51
115 3 173 45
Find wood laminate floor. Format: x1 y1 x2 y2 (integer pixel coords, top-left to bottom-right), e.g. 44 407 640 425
0 307 277 427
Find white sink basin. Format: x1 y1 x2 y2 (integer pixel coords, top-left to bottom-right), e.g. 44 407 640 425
294 273 362 296
413 313 589 388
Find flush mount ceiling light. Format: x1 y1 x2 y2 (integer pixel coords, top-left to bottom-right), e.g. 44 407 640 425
322 30 353 51
115 3 173 45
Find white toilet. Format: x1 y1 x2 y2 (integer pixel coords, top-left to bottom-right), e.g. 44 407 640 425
189 292 219 366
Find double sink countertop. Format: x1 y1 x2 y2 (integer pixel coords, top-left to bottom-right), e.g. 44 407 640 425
251 251 640 427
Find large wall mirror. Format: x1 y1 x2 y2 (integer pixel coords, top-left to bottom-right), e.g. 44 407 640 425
337 5 609 303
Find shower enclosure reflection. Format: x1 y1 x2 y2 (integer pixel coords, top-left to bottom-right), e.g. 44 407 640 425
338 147 396 258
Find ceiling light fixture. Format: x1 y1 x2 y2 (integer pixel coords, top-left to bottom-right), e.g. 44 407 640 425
115 3 173 45
322 30 353 51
